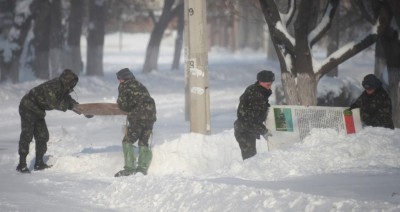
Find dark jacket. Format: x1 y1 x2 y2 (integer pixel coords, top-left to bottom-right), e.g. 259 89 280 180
117 79 156 122
350 87 394 129
19 70 79 118
235 82 271 135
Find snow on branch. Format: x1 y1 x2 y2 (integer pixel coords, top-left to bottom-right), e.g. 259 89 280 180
275 21 295 47
314 20 380 78
308 0 339 47
279 0 295 27
259 0 295 56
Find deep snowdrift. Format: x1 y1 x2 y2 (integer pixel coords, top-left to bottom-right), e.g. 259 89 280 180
0 33 399 211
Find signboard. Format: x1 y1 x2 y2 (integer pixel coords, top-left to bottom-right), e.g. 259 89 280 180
265 106 362 150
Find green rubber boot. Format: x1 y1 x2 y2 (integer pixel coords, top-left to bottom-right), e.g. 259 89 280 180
114 142 136 177
135 146 152 175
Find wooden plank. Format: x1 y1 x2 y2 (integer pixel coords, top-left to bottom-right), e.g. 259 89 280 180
73 103 127 115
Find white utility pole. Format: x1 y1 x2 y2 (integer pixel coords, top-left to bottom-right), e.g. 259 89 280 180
184 0 211 134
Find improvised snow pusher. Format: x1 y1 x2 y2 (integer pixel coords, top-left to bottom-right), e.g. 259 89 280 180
73 103 128 116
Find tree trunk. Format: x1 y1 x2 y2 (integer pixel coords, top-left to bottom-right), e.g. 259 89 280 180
388 67 400 128
142 27 164 73
0 0 15 82
65 0 84 74
86 0 106 76
281 72 300 105
294 0 318 106
237 1 246 49
380 27 400 128
374 40 386 80
32 0 51 79
171 3 184 70
385 0 400 128
49 0 63 78
0 0 36 83
142 0 182 73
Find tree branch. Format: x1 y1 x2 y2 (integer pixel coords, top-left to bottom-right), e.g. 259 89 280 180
309 0 339 47
164 1 184 24
316 32 378 79
148 10 156 24
280 0 296 27
259 0 295 53
316 0 392 79
354 0 378 24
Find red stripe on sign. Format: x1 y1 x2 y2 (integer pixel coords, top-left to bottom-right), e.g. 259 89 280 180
344 114 356 134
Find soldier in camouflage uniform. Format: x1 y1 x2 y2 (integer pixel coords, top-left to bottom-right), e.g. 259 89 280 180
348 74 394 129
234 70 274 160
114 68 156 177
16 69 82 173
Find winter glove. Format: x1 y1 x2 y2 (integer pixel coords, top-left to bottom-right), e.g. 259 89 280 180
343 108 352 116
68 102 78 110
85 115 94 118
262 129 273 141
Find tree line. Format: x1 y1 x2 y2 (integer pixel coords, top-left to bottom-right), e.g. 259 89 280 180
0 0 184 83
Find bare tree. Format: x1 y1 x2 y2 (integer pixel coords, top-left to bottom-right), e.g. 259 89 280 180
31 0 64 80
86 0 107 76
0 0 38 83
31 0 51 79
142 0 183 73
258 0 391 105
380 0 400 127
49 0 63 78
171 0 184 70
0 0 15 82
64 0 85 74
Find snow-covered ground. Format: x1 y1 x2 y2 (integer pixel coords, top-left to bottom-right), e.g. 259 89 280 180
0 33 399 211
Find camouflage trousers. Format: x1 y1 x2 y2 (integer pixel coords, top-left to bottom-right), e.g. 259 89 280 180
124 118 154 147
234 123 257 160
18 105 49 157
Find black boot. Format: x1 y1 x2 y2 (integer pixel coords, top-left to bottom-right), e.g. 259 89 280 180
34 154 52 171
16 163 30 173
16 154 30 173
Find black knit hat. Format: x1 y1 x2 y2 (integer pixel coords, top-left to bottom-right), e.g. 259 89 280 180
60 69 78 89
257 70 275 82
116 68 135 80
362 74 381 90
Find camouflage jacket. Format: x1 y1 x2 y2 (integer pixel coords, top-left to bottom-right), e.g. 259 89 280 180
117 79 156 122
350 87 394 129
19 71 78 118
235 82 271 135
